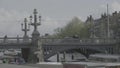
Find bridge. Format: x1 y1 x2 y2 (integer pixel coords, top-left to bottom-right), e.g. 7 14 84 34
0 37 31 48
0 9 119 63
0 36 119 62
41 38 120 61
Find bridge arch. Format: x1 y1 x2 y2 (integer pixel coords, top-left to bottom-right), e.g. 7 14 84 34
44 46 105 60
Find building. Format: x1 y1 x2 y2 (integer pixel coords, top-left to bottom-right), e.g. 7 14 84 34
85 11 120 38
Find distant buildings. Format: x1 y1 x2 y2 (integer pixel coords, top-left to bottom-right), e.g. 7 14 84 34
85 11 120 38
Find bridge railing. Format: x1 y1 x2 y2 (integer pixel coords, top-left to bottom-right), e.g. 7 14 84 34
81 38 117 44
0 37 32 44
41 38 118 44
40 38 62 43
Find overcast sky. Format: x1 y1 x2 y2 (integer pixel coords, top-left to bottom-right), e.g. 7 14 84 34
0 0 120 37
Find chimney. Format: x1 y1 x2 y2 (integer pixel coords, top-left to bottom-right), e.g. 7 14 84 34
89 15 93 21
101 14 104 18
103 13 107 17
112 11 117 16
85 16 90 23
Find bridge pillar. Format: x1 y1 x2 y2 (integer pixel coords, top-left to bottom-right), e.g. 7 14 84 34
21 48 30 62
36 39 44 62
63 52 66 62
27 30 40 63
113 44 120 54
28 34 46 63
28 46 39 63
71 54 74 60
27 9 43 63
57 52 59 62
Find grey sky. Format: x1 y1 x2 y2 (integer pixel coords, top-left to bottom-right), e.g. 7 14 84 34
0 0 120 37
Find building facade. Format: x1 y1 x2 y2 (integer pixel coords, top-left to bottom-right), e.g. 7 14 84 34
85 11 120 38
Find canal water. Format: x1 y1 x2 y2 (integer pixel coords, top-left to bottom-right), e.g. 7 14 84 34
48 52 87 62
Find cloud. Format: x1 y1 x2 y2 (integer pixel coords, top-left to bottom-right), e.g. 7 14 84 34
100 4 106 10
0 8 29 36
37 17 68 35
0 8 68 37
111 1 120 12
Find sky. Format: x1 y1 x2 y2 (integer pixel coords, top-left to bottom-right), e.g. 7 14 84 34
0 0 120 37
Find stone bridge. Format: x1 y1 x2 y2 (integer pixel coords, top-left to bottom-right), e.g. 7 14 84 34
0 37 119 62
41 38 120 61
0 37 32 49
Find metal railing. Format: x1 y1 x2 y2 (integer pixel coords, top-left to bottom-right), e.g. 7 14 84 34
40 38 119 44
0 37 32 44
0 37 118 45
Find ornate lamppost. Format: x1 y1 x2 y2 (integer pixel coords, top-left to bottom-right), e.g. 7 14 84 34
21 18 30 42
29 9 41 42
28 9 42 63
